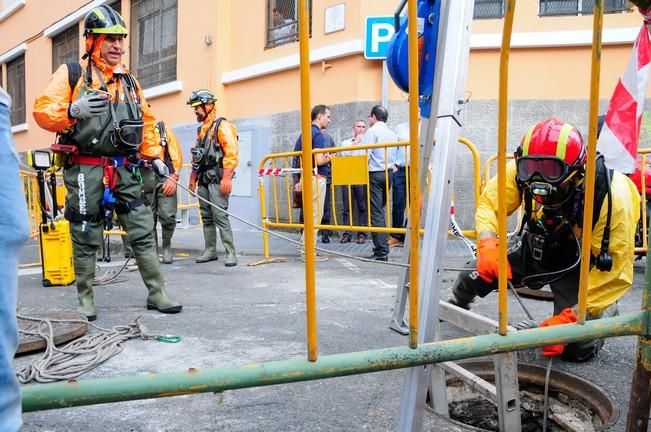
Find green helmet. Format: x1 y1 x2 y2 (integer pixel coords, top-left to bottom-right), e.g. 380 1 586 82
84 5 128 36
187 89 217 107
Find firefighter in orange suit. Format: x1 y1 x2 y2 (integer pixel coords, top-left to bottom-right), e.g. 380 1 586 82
187 89 239 266
449 118 639 361
32 5 181 321
140 121 183 264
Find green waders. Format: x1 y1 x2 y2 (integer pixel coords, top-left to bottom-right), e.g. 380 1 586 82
197 182 237 266
64 163 182 320
142 168 178 264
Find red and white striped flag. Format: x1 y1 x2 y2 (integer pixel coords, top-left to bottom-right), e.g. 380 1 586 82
598 24 651 174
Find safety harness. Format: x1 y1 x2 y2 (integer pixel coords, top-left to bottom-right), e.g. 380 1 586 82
517 153 614 281
64 154 149 230
191 116 225 185
156 121 175 175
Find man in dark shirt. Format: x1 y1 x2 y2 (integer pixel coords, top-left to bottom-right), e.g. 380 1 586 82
292 105 332 261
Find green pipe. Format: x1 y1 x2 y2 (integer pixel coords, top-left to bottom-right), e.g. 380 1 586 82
22 312 645 412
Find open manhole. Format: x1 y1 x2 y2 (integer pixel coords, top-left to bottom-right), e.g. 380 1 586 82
17 311 88 355
427 361 618 432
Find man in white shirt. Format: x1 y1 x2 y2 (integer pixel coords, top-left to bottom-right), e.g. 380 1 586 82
361 105 397 261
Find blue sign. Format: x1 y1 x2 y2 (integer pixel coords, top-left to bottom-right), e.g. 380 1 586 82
364 16 395 59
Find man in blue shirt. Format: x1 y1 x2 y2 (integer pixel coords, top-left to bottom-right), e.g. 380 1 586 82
292 105 332 261
389 122 410 247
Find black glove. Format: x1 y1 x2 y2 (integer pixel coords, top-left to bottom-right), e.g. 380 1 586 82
68 92 109 120
152 159 170 178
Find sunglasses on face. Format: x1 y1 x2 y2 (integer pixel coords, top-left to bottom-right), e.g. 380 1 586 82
516 156 575 184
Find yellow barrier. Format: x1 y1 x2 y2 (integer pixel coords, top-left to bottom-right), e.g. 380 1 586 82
257 138 482 261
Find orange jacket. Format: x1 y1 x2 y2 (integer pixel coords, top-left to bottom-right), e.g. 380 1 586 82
141 123 183 174
33 50 156 149
197 108 239 171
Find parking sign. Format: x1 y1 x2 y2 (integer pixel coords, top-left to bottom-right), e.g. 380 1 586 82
364 16 395 59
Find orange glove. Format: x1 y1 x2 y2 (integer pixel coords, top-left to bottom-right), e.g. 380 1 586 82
477 237 512 283
189 171 198 193
220 168 234 195
539 307 578 357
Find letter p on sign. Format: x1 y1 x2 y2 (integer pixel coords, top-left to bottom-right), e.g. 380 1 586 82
365 16 395 60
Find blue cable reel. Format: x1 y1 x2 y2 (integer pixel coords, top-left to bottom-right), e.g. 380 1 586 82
386 0 441 118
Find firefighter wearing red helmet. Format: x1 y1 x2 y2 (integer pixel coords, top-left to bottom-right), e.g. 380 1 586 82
449 118 640 361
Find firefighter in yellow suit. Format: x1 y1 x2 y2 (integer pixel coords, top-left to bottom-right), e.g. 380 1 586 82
450 118 639 361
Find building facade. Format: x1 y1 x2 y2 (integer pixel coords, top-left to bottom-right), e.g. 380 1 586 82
0 0 647 226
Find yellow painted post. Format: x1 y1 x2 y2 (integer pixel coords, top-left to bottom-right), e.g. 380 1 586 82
578 1 604 324
497 0 516 336
298 0 318 362
407 0 420 348
258 177 270 260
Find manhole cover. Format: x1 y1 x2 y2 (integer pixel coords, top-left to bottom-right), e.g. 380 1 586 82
17 311 88 355
427 361 618 432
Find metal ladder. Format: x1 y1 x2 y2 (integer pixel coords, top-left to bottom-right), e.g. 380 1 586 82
392 1 522 430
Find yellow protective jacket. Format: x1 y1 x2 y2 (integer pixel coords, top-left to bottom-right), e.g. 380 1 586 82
476 161 640 316
196 108 239 171
33 52 156 148
141 123 183 175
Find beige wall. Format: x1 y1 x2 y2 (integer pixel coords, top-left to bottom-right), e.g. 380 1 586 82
0 0 647 151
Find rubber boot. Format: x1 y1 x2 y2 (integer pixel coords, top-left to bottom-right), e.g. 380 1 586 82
136 252 182 314
221 229 238 267
74 260 97 321
196 225 218 263
161 227 174 264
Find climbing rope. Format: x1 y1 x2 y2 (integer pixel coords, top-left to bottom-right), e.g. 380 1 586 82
93 249 133 286
170 176 411 268
16 315 179 384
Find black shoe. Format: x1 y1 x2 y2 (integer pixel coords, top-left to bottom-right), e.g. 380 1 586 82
321 235 330 244
367 254 388 262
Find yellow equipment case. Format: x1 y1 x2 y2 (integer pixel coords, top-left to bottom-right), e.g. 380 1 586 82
29 150 75 287
40 219 75 287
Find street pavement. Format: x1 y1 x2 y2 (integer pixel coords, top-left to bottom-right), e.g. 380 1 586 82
15 225 648 431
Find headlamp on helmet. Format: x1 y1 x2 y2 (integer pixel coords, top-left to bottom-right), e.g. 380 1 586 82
187 89 217 107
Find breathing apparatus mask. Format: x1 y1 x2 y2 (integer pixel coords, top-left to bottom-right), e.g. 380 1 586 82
516 155 582 208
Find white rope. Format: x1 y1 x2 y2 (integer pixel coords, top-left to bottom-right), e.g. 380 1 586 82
171 176 411 268
16 315 165 384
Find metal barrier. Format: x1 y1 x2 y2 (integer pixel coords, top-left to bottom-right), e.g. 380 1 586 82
257 137 481 260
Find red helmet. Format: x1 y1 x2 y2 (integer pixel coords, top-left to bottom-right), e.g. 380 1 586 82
516 118 586 185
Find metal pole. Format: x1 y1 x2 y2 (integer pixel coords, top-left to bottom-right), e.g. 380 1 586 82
382 60 389 108
577 0 604 324
297 0 318 361
22 313 644 413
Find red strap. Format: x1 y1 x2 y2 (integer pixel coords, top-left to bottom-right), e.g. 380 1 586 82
69 154 128 167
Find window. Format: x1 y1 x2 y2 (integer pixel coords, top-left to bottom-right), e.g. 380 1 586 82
130 0 177 89
51 26 79 72
539 0 630 16
266 0 312 49
6 54 24 125
474 0 504 19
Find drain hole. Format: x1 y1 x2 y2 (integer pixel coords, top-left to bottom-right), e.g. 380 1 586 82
448 383 601 431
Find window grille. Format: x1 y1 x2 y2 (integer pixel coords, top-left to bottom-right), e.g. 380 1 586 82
266 0 312 49
540 0 630 16
130 0 177 89
52 26 79 72
6 55 25 126
474 0 505 19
